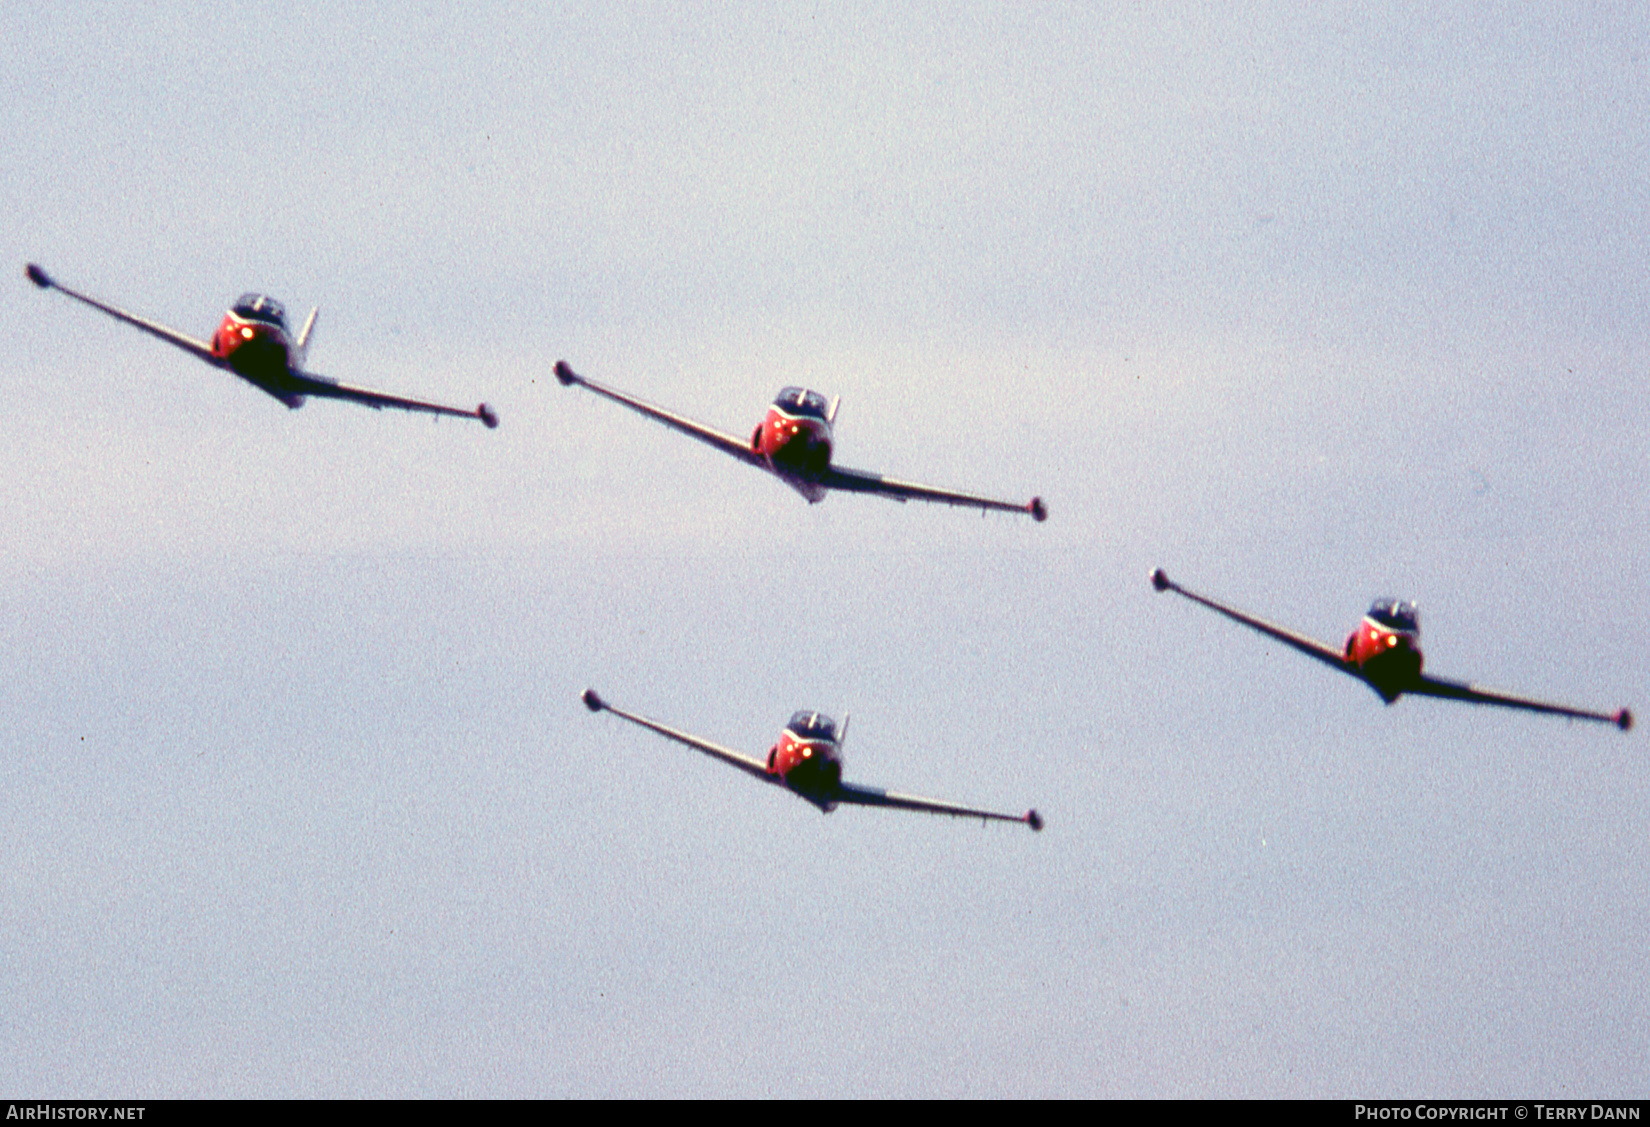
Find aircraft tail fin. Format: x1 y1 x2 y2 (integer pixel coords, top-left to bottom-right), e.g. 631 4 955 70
295 306 319 364
827 395 841 425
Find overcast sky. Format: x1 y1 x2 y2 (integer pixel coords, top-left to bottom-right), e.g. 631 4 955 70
3 0 1646 1097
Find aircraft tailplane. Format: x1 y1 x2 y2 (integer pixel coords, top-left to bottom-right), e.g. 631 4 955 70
296 307 319 365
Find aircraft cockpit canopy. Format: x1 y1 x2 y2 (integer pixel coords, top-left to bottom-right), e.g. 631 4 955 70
774 387 831 420
232 293 287 328
786 711 838 742
1367 598 1420 634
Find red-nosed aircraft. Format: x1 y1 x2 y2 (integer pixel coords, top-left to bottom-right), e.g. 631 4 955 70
27 264 498 427
1150 568 1632 730
555 360 1045 520
581 689 1044 829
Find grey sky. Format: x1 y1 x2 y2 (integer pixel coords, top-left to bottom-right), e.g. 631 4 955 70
3 0 1645 1096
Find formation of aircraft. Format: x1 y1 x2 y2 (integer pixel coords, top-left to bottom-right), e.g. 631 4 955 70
581 689 1044 830
1151 568 1632 730
27 264 498 427
23 255 1634 845
554 360 1046 520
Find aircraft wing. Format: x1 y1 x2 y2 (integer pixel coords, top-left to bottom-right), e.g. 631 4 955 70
819 464 1047 521
1407 674 1632 730
555 360 763 467
834 781 1043 830
27 263 218 365
1151 568 1355 675
581 689 778 782
294 371 498 427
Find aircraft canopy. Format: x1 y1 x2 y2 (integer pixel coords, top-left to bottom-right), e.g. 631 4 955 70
232 293 287 328
786 711 838 742
774 387 831 420
1367 598 1420 633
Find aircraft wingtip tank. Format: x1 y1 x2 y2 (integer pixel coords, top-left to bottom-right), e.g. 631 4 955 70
582 687 606 713
479 403 500 429
25 262 51 289
555 360 578 387
1150 567 1171 592
1617 709 1633 732
1030 496 1048 522
1027 809 1044 832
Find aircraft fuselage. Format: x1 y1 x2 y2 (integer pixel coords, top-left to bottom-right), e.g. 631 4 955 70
209 297 310 407
751 389 835 502
767 719 844 810
1345 615 1424 703
213 309 290 376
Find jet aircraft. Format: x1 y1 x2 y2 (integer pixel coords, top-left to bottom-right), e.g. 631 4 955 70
27 264 498 427
555 360 1045 519
581 688 1044 829
1150 568 1632 730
